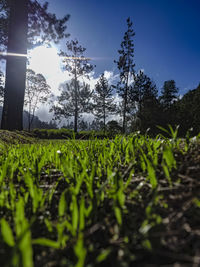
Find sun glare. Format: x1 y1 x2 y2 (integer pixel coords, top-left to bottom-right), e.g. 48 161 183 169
29 46 61 77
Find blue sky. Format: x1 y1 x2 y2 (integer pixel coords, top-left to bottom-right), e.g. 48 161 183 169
46 0 200 95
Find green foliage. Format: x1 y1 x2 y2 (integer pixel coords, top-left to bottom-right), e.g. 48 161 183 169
1 219 15 247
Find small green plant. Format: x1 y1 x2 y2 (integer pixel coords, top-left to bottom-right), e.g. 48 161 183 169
0 131 199 266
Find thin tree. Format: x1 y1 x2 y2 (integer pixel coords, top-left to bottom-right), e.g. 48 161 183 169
50 79 93 130
24 69 51 131
0 0 69 130
115 17 135 133
0 70 4 104
93 73 116 132
59 39 94 132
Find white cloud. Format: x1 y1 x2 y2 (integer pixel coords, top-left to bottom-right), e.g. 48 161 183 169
35 105 52 122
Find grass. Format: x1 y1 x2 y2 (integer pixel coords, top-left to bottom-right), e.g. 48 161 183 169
0 131 200 266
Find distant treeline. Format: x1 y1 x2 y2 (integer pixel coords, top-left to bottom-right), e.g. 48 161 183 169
58 81 200 137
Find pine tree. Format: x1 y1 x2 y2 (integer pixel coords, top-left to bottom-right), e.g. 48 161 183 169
115 17 135 133
50 79 93 130
93 73 116 132
130 71 159 133
0 0 70 130
158 80 179 127
59 39 94 132
160 80 179 109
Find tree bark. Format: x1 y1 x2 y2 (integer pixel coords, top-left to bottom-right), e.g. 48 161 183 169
74 58 78 133
122 86 128 134
74 80 78 133
1 0 28 130
103 98 106 133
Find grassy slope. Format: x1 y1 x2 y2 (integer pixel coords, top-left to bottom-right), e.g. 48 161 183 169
0 130 36 145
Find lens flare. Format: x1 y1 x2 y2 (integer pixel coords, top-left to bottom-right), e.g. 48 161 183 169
0 51 27 57
62 56 91 61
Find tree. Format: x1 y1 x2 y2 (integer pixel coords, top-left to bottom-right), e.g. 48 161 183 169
173 83 200 136
0 70 4 104
24 69 51 131
1 0 28 130
62 121 74 130
139 80 159 134
0 0 9 56
106 120 122 134
129 70 150 114
115 17 135 133
0 1 70 54
0 0 69 130
50 79 93 130
129 71 159 133
158 80 179 127
89 119 104 131
160 80 179 109
78 119 88 131
93 73 116 132
59 39 94 132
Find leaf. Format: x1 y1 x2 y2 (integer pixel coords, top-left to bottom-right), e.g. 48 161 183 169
163 146 176 170
18 219 33 267
96 248 111 263
79 197 85 231
146 160 157 189
32 238 60 249
117 188 125 208
1 218 15 247
74 233 87 267
58 191 66 217
142 239 152 251
72 195 79 235
114 206 122 225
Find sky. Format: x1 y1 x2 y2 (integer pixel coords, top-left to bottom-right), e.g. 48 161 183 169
29 0 200 121
44 0 200 92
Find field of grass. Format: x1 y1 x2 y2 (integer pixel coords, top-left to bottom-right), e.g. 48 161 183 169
0 130 200 267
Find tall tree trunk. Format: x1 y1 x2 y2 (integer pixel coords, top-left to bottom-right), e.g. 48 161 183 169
103 99 106 133
74 80 78 133
74 58 78 133
28 113 31 132
1 0 28 130
122 88 128 134
122 71 130 134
